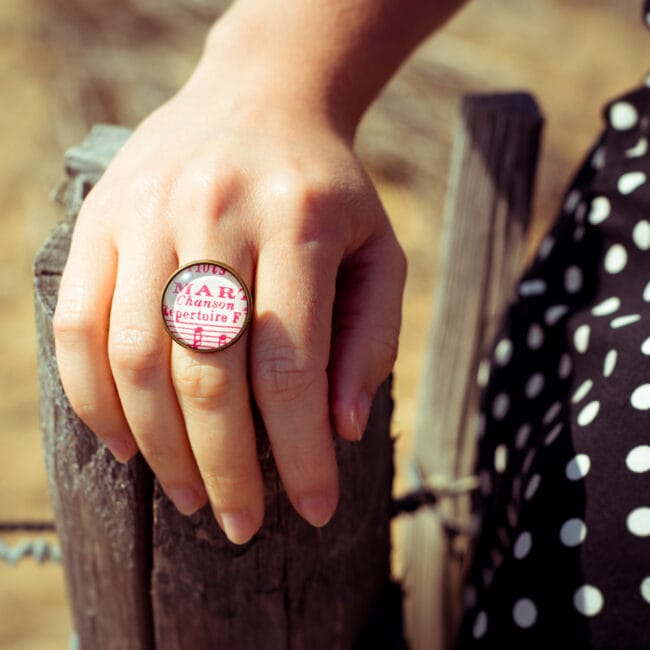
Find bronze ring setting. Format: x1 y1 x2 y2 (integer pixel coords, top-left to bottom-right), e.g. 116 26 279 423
161 260 252 352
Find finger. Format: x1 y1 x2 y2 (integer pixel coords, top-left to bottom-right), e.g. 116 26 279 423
251 239 339 528
108 243 208 516
53 218 137 462
329 234 406 442
170 254 264 545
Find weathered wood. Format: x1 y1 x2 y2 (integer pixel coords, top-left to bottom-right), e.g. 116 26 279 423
152 393 396 650
35 125 397 650
34 221 154 649
402 93 543 650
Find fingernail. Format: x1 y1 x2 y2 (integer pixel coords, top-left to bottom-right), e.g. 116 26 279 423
220 511 256 545
298 495 335 527
168 487 205 516
354 390 373 441
105 437 135 463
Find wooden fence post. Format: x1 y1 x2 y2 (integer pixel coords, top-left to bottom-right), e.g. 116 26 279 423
34 125 398 650
402 93 543 650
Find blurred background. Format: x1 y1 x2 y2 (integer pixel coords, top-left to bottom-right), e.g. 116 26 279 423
1 0 647 647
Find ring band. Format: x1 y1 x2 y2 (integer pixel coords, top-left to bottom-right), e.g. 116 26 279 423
161 260 252 352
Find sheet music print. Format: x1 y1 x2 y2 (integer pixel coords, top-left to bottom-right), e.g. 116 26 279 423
162 262 250 351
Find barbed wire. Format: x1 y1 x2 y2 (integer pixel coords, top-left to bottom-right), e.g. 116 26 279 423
0 537 61 565
0 520 60 565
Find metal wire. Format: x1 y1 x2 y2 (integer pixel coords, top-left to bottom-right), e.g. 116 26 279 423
0 537 62 565
391 460 480 538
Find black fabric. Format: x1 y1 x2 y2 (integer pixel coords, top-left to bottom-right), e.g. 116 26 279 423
455 27 650 650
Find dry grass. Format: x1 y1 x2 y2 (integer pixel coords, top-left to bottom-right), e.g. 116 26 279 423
0 0 647 647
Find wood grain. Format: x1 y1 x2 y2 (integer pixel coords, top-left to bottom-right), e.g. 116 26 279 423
402 93 543 650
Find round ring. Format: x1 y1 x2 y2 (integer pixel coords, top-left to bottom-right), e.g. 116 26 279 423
161 260 252 352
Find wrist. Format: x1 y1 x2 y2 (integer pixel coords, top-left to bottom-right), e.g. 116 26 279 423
192 6 363 139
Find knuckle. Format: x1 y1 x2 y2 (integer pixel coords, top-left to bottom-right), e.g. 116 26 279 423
201 467 250 498
265 171 335 243
53 299 96 344
109 326 167 382
69 399 100 426
254 347 319 403
137 437 176 472
174 358 233 405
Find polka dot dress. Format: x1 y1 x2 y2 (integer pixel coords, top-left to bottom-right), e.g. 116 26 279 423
456 15 650 650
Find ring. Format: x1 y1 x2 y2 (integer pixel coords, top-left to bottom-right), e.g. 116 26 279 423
161 260 252 352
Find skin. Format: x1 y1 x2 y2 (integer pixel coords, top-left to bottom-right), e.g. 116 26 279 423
53 0 466 545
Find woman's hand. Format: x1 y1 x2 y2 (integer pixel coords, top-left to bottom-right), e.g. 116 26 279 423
53 32 406 544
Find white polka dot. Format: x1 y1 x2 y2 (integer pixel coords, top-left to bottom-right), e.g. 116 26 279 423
494 444 508 474
479 470 492 496
543 401 562 425
494 338 513 366
527 323 544 349
626 446 650 473
525 373 545 399
524 474 541 500
566 454 591 480
631 384 650 411
472 611 487 639
573 225 585 242
522 449 535 476
641 577 650 604
588 196 610 225
564 189 581 213
591 146 606 169
513 598 537 628
610 101 638 130
515 423 531 450
644 281 650 302
559 353 572 379
490 548 503 570
603 349 618 377
592 296 620 316
577 400 600 426
604 244 628 274
575 202 588 223
544 422 563 446
507 502 518 528
642 337 650 356
492 393 510 420
537 235 555 260
626 136 648 158
560 518 587 547
519 279 547 297
633 220 650 250
572 379 593 403
476 358 490 388
627 507 650 537
513 531 532 559
573 585 604 617
497 526 510 547
574 324 590 353
482 567 494 589
545 304 569 326
464 585 477 609
564 266 583 293
618 171 647 195
611 314 641 329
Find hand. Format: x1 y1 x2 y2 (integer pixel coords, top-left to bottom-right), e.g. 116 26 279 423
53 41 406 544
